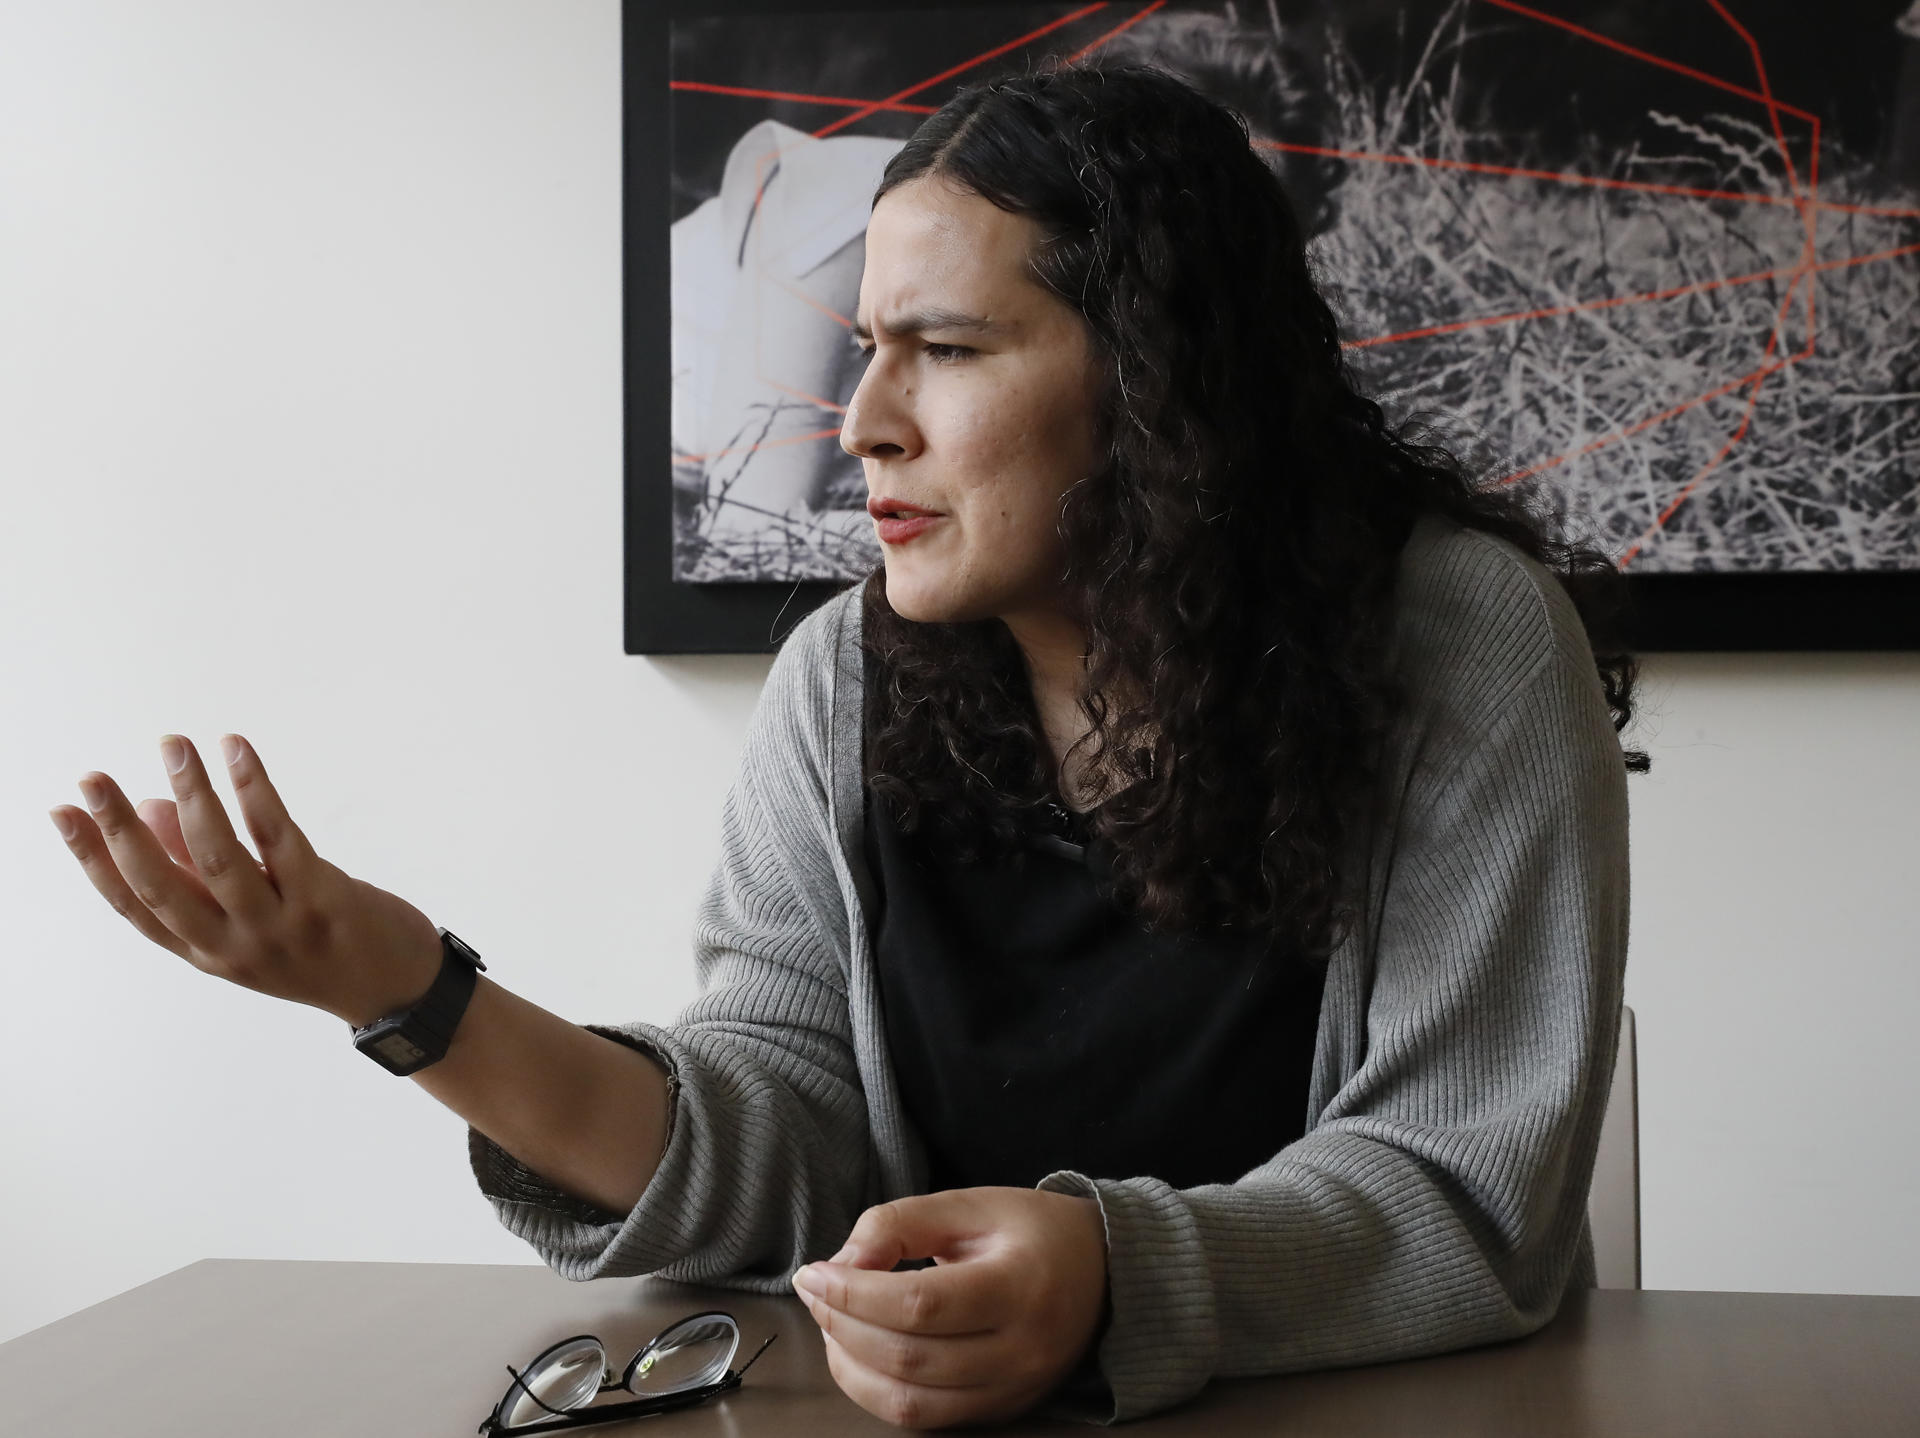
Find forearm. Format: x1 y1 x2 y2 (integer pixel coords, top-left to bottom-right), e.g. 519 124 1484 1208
408 975 671 1217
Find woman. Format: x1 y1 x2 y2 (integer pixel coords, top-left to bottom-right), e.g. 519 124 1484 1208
51 63 1640 1429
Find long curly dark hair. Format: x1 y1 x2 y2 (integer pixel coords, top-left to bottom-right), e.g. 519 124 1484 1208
862 60 1648 965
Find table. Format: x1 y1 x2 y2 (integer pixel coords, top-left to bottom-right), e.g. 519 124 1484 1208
3 1259 1917 1435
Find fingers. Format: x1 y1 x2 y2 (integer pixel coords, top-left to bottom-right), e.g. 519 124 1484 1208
136 797 191 868
798 1284 999 1389
834 1190 995 1271
51 778 223 964
159 734 279 925
217 734 319 889
795 1261 993 1337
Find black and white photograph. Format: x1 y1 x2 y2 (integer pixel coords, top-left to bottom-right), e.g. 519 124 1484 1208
665 0 1920 585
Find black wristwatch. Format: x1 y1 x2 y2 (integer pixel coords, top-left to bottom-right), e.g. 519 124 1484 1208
351 927 487 1076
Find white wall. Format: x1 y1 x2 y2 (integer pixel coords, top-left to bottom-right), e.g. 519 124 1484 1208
3 0 1917 1349
1622 654 1920 1295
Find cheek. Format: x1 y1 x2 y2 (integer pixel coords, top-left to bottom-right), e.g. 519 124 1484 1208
947 365 1085 457
945 383 1094 519
969 485 1062 555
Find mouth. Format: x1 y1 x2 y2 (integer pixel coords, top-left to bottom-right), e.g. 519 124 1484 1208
867 496 945 546
866 496 944 520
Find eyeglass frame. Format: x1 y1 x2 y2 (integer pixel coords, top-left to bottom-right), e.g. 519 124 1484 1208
477 1309 779 1436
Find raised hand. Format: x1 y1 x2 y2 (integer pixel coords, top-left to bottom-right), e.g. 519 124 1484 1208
49 733 444 1029
790 1186 1110 1429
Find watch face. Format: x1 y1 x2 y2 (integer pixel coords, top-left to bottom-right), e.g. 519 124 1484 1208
370 1031 428 1068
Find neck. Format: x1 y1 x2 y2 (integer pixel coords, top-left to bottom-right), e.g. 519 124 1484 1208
1001 606 1089 713
1003 606 1110 808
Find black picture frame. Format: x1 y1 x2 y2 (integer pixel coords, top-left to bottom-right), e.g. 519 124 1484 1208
623 0 1920 655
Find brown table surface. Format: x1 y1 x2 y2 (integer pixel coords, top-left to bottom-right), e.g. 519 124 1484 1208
4 1259 1917 1436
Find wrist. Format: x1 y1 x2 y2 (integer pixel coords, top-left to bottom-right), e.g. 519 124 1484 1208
339 925 447 1030
349 927 487 1077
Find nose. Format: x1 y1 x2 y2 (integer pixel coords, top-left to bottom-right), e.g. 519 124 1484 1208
840 353 920 462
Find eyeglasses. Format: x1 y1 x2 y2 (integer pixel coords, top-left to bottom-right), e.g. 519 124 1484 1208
477 1310 777 1435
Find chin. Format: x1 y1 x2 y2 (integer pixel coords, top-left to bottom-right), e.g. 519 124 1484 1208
883 585 953 625
881 565 976 625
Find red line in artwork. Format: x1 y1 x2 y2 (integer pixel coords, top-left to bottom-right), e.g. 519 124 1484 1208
1234 137 1914 221
1707 1 1803 197
1345 258 1806 349
672 87 1919 223
1066 0 1169 62
1339 0 1844 554
1604 1 1821 552
1263 140 1794 209
1821 197 1920 221
766 272 854 331
762 379 848 416
1474 0 1817 125
1617 271 1814 566
673 426 843 466
1493 353 1786 488
669 80 935 114
1488 238 1920 493
1479 0 1829 488
810 4 1109 139
1803 116 1822 357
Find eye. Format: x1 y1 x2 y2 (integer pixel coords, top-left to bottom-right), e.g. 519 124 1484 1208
849 342 973 365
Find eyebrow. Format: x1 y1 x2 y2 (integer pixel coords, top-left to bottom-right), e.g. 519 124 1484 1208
850 307 1005 342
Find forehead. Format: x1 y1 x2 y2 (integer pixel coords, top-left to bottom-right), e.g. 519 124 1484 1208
855 177 1048 334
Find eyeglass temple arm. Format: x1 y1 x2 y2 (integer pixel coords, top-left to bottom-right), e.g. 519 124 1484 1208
735 1331 779 1377
491 1360 579 1424
478 1376 744 1437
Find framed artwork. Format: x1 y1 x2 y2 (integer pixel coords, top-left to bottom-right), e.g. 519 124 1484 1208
625 0 1920 653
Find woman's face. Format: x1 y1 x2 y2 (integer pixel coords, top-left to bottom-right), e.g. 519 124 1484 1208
842 175 1106 626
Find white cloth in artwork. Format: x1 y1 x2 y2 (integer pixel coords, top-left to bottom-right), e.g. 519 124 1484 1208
671 119 904 538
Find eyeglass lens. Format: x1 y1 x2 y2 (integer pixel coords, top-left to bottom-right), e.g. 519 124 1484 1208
625 1314 740 1396
502 1338 606 1428
501 1313 740 1429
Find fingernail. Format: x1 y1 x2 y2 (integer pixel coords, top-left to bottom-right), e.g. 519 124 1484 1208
79 777 108 812
49 808 76 840
830 1247 854 1264
793 1265 819 1293
161 735 187 774
220 735 243 766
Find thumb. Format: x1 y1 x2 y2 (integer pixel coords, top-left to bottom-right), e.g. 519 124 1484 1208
832 1190 986 1269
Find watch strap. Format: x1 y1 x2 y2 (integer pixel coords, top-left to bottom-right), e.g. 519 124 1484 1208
352 927 486 1076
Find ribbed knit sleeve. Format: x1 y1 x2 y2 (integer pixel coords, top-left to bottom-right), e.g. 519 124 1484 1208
1031 528 1632 1423
466 591 873 1292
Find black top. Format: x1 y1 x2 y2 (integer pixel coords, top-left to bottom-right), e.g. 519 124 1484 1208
863 784 1329 1193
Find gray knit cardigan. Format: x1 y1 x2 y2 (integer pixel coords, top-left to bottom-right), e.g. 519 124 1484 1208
468 511 1632 1424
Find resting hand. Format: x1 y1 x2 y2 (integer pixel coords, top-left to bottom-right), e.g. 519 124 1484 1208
49 734 443 1028
791 1186 1109 1429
